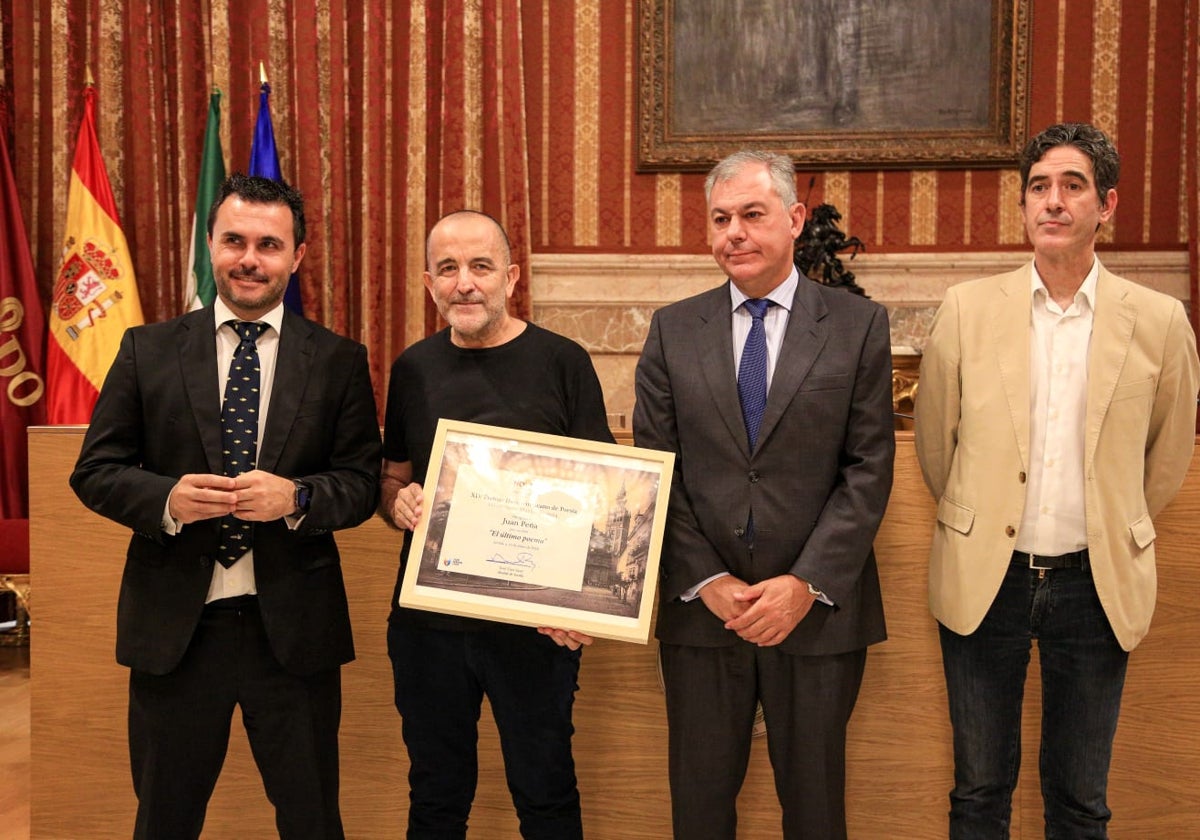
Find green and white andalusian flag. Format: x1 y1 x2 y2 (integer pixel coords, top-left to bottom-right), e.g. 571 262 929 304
184 89 226 311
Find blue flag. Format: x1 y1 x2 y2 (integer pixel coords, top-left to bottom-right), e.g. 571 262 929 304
249 81 302 315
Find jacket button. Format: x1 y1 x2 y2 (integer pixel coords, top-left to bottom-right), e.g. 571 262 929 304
200 555 213 568
1018 471 1027 483
748 471 760 483
1005 526 1016 538
734 527 746 538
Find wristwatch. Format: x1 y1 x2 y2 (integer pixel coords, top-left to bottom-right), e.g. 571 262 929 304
807 581 825 599
293 480 313 515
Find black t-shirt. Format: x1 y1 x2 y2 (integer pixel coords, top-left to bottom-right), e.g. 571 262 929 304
383 322 614 626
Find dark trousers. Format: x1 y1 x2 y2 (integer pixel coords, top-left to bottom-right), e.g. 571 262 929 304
939 556 1129 840
129 597 344 840
388 621 583 840
660 640 867 840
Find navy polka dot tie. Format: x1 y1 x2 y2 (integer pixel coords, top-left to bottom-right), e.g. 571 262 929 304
737 298 771 452
218 320 267 568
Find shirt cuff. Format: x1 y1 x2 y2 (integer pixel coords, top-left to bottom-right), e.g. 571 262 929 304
161 494 181 535
681 571 730 602
807 580 834 607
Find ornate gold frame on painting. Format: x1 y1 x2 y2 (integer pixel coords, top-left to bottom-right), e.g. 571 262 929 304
637 0 1031 171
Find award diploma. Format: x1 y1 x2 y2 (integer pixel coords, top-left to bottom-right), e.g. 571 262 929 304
438 464 594 590
399 419 675 644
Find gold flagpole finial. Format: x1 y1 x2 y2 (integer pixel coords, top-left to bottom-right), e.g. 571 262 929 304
259 62 268 85
85 66 95 86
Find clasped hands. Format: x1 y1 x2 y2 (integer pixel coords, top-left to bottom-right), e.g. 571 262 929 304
168 471 297 524
699 573 817 647
391 481 594 652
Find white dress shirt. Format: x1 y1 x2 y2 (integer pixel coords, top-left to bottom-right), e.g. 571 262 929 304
1015 260 1097 555
730 268 799 393
685 269 831 604
162 300 287 602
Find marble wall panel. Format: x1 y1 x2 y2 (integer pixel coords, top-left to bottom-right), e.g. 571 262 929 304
531 251 1191 419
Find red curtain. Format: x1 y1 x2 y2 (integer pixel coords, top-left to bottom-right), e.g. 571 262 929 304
0 0 535 415
4 0 1200 415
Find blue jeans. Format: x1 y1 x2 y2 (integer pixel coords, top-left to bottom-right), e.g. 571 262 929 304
388 620 583 840
939 555 1129 839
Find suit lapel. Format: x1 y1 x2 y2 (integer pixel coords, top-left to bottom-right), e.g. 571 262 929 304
990 267 1032 468
755 280 826 453
179 308 225 475
258 308 314 472
696 285 747 451
1085 266 1136 469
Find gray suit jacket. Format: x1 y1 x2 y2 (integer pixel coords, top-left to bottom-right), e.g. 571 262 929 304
633 279 894 655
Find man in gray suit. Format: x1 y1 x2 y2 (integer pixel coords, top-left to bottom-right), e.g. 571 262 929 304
633 150 894 840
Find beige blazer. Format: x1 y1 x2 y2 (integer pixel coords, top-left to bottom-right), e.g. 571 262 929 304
915 261 1199 651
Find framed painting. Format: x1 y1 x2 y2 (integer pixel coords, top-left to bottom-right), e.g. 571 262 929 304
398 419 675 644
637 0 1031 170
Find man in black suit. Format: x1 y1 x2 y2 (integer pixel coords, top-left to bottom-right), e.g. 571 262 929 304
633 150 894 839
70 174 381 840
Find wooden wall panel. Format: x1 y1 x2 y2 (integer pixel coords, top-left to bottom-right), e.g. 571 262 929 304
29 429 1200 837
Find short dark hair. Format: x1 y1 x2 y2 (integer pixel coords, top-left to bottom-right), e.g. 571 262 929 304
207 173 306 246
1019 123 1120 206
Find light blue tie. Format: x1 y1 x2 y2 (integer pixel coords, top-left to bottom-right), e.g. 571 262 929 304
737 298 771 452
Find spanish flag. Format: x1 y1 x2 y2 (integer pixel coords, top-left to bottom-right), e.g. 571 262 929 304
46 82 144 423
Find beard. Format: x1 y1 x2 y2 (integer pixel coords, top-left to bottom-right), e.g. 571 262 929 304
442 295 508 343
216 266 288 316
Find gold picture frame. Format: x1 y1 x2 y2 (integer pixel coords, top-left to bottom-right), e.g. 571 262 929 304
637 0 1031 171
399 419 675 644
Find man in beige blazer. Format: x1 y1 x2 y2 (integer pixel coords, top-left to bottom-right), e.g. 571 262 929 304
916 123 1200 839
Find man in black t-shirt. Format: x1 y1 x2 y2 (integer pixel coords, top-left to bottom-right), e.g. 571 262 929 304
380 210 612 839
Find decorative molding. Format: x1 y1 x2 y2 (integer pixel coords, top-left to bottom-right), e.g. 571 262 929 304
530 250 1193 417
530 250 1191 306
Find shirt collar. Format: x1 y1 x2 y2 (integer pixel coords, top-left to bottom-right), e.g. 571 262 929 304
729 266 799 313
213 298 285 336
1030 258 1099 313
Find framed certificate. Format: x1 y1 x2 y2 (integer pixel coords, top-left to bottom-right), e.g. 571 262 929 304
399 419 675 644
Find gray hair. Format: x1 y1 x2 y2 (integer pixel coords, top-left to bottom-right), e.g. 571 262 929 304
704 150 798 209
1019 123 1120 206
